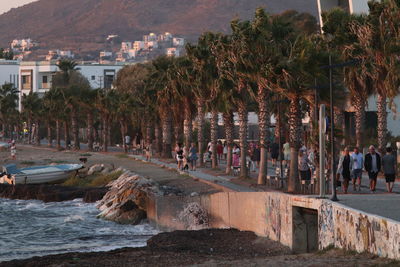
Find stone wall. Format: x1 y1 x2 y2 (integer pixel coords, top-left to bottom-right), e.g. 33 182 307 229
147 191 400 259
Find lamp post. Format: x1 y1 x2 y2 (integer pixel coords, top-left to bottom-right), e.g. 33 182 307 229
277 100 284 188
329 55 338 201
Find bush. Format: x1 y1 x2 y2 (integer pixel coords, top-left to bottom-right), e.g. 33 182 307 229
88 170 123 187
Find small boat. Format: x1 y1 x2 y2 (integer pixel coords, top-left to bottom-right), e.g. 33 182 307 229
0 164 83 185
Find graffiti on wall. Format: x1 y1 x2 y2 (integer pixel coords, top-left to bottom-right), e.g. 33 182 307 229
318 201 334 248
265 196 281 241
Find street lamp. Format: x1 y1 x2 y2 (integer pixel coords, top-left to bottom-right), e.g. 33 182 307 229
328 55 338 201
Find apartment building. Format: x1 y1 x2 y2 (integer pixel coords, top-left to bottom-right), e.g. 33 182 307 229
17 61 125 110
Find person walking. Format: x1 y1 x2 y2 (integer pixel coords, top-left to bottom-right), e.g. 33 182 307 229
382 147 397 193
10 141 16 160
298 149 312 182
222 141 228 160
232 144 240 167
283 141 290 168
364 145 381 193
189 143 198 171
145 143 152 162
270 141 279 168
351 147 363 192
176 144 184 170
217 141 223 162
337 147 353 194
124 134 131 152
250 143 260 172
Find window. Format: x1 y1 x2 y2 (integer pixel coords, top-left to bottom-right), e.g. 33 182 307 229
91 75 96 80
42 76 48 83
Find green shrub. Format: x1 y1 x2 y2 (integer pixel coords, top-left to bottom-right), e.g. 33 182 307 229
88 171 123 187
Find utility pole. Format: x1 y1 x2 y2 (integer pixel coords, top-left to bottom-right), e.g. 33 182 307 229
319 104 326 198
329 55 338 201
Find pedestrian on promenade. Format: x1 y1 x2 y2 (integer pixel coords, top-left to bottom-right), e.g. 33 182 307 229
10 141 16 160
270 141 279 168
232 144 240 167
124 134 131 152
283 141 290 168
351 147 363 192
223 141 228 160
382 147 397 193
364 145 381 193
298 148 312 181
250 143 260 172
176 144 184 170
337 147 353 194
145 143 152 162
189 143 198 171
217 141 223 162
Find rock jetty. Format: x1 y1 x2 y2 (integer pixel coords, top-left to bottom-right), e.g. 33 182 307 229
97 170 159 224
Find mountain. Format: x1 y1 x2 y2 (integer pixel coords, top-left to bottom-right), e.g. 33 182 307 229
0 0 319 58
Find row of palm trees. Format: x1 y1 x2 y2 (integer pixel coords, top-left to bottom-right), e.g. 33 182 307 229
2 3 400 193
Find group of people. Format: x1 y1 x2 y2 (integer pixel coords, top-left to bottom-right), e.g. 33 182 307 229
175 143 198 171
337 145 397 193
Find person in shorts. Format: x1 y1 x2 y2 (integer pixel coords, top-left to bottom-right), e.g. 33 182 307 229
337 147 353 194
382 147 397 193
351 147 363 192
298 149 312 181
364 145 381 193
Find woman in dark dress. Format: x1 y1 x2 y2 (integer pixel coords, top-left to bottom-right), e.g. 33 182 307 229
337 147 353 194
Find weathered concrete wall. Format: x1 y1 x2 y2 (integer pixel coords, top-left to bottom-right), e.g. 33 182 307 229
147 191 400 259
319 202 400 259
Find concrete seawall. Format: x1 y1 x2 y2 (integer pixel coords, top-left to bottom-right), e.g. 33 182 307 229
147 191 400 259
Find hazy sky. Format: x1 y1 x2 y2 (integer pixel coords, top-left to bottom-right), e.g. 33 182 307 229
0 0 37 15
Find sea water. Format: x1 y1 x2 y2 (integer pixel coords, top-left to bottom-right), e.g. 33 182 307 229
0 198 159 262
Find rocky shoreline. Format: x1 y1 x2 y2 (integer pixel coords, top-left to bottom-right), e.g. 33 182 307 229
0 184 107 203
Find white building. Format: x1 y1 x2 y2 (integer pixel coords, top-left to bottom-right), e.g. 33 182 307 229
173 37 185 47
166 47 181 57
146 41 159 49
18 61 125 110
121 42 132 52
0 60 20 88
317 0 370 27
133 41 145 51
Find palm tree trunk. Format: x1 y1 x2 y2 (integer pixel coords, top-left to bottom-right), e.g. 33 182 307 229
56 119 61 150
87 113 94 151
28 117 32 144
353 96 365 149
146 120 153 147
64 120 71 149
47 120 52 147
238 104 248 178
155 122 162 155
257 87 270 184
210 110 218 169
162 112 172 158
183 98 193 156
102 116 108 152
107 118 112 146
334 108 345 148
197 98 205 166
377 93 387 153
288 95 301 193
223 111 234 175
120 119 127 152
71 108 80 150
35 120 40 146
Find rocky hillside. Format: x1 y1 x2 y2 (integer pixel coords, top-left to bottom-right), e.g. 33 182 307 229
0 0 318 56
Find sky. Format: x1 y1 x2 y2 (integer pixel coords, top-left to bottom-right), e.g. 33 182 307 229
0 0 37 15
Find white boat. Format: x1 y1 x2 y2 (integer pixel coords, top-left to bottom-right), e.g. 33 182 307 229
0 164 83 185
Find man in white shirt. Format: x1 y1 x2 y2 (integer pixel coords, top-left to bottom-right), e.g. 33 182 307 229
351 147 364 191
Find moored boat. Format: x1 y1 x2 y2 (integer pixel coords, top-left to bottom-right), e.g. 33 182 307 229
0 164 83 185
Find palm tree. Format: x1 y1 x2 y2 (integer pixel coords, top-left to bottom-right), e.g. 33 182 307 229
355 1 400 152
21 92 42 145
322 8 371 148
0 83 19 138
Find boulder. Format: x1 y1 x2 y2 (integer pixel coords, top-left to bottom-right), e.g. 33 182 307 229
88 164 104 175
97 171 159 225
101 168 110 174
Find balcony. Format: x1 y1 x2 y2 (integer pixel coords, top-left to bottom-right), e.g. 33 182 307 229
41 83 50 89
22 83 31 90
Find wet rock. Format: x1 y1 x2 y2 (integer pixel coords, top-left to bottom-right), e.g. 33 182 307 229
97 171 159 224
178 202 209 230
0 184 107 203
101 168 110 174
